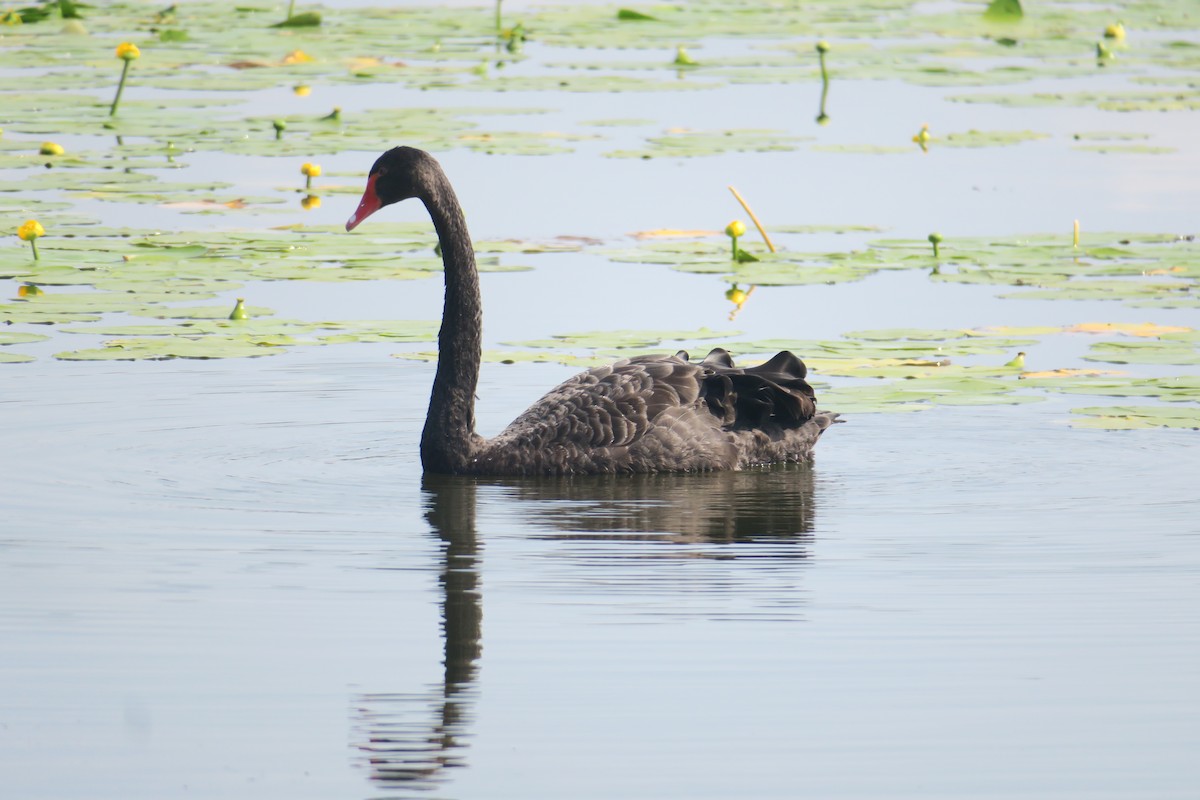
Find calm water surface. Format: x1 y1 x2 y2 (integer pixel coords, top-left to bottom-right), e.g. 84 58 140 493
4 351 1198 799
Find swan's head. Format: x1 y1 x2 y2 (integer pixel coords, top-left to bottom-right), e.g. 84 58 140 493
345 146 434 232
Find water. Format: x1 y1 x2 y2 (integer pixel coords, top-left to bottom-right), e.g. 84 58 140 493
4 3 1200 797
4 350 1199 798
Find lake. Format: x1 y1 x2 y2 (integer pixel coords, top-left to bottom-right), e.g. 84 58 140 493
2 1 1199 797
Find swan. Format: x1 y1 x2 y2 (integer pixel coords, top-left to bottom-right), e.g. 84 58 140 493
346 146 838 475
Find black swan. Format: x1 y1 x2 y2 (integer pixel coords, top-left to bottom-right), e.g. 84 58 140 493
346 146 838 475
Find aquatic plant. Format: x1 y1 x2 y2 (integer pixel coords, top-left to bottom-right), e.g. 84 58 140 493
725 220 746 261
928 232 943 258
17 219 45 260
109 42 140 116
983 0 1022 22
275 8 320 27
301 162 321 190
674 46 697 67
913 123 932 152
228 298 249 320
273 119 286 140
816 40 831 124
726 186 776 253
39 141 64 156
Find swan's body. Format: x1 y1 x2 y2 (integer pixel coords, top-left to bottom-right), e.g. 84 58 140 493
347 147 838 476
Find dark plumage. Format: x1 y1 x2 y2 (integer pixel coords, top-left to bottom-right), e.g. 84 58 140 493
347 147 839 476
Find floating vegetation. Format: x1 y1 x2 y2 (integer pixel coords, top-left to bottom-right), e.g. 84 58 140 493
1 0 1198 434
1071 405 1200 430
941 129 1050 148
605 128 810 159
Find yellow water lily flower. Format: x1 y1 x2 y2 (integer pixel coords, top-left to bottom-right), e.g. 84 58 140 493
18 220 44 241
282 49 314 65
301 162 321 189
293 83 311 96
18 219 45 260
913 123 932 152
39 141 64 156
724 220 746 239
110 43 139 115
1103 23 1125 40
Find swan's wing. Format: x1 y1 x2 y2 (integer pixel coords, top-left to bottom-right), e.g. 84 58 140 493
478 351 828 474
497 349 819 449
497 353 708 450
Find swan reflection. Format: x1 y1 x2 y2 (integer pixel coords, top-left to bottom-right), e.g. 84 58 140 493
485 462 817 545
353 476 481 792
353 465 819 793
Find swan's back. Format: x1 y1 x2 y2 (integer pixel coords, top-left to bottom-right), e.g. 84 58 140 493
469 350 836 476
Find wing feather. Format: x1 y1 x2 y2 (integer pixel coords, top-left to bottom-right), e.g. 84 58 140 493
475 350 826 474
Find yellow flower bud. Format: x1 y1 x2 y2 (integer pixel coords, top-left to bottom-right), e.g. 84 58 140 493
1103 23 1125 40
301 162 322 178
293 83 312 97
913 124 931 144
725 220 746 239
816 40 830 54
116 42 140 60
39 142 64 156
282 49 314 65
725 286 748 305
17 220 45 241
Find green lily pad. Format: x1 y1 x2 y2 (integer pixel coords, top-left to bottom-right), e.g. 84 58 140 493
1071 405 1200 430
941 129 1050 147
606 128 811 159
1083 340 1200 366
0 331 51 346
54 335 289 361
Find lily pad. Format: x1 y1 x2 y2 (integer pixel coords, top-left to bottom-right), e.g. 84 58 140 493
0 331 50 346
1071 405 1200 430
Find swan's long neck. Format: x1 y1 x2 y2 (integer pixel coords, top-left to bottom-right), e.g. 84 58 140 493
420 171 482 473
